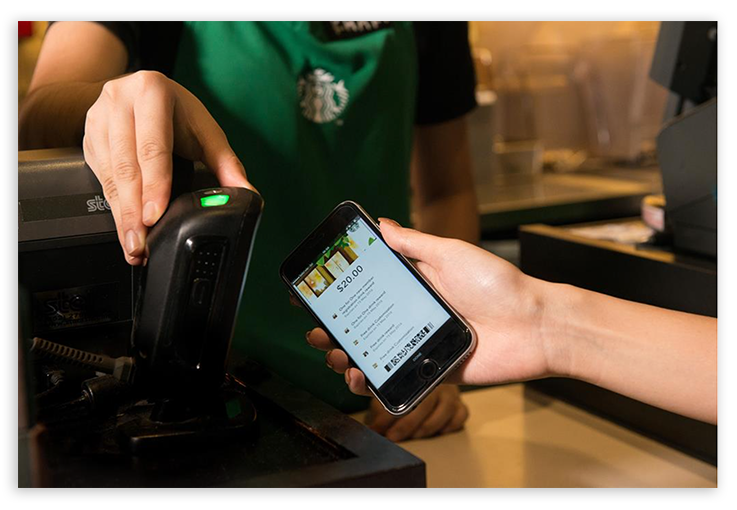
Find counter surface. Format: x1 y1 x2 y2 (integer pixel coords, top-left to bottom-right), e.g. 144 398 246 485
355 384 716 488
476 167 662 237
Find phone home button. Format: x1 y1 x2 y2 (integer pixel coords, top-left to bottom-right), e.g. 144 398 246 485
419 359 439 380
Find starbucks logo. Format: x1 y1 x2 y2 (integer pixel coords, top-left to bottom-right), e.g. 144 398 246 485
298 68 349 124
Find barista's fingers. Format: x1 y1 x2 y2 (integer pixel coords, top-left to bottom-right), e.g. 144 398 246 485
325 349 350 374
180 92 257 193
108 105 145 260
135 86 174 227
345 368 371 397
84 124 142 266
305 328 334 351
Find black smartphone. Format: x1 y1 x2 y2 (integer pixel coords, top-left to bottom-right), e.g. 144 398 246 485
280 201 476 415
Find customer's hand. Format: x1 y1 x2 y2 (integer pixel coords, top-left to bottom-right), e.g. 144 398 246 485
306 218 555 394
83 70 256 265
308 219 719 425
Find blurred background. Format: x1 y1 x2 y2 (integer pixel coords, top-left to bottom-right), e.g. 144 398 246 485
19 21 667 151
18 20 668 260
469 22 667 261
470 21 665 171
18 21 46 103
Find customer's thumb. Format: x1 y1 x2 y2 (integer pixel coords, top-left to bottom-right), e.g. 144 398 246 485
378 218 442 264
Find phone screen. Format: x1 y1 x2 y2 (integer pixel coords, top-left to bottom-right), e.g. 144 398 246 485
290 217 451 388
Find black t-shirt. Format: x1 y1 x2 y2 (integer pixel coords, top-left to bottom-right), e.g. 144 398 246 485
71 21 477 125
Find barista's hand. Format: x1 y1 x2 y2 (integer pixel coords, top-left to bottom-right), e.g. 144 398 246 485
83 71 256 265
364 385 468 441
306 218 554 393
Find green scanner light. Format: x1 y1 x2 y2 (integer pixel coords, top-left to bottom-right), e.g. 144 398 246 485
201 194 230 207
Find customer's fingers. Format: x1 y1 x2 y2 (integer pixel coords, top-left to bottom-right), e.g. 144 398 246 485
325 349 350 374
289 293 304 308
305 328 334 351
303 331 375 397
345 368 371 397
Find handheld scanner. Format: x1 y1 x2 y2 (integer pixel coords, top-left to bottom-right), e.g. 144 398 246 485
132 187 263 394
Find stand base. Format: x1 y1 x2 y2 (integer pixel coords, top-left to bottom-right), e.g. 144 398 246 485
117 374 257 455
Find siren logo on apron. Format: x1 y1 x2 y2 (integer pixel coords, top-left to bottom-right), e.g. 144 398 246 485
297 68 349 124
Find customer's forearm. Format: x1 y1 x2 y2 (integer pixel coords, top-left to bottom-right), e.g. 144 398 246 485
540 281 717 423
19 81 105 149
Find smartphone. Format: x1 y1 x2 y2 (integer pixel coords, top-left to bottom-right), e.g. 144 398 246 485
280 201 476 415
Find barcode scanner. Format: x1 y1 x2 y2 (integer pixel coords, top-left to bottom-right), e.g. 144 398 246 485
132 186 263 395
115 186 263 453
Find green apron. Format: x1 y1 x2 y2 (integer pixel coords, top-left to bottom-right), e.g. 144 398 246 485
173 22 417 411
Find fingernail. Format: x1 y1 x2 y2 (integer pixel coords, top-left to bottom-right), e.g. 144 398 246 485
344 369 352 385
325 350 333 369
142 202 159 225
378 218 400 228
125 230 141 255
306 331 315 348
